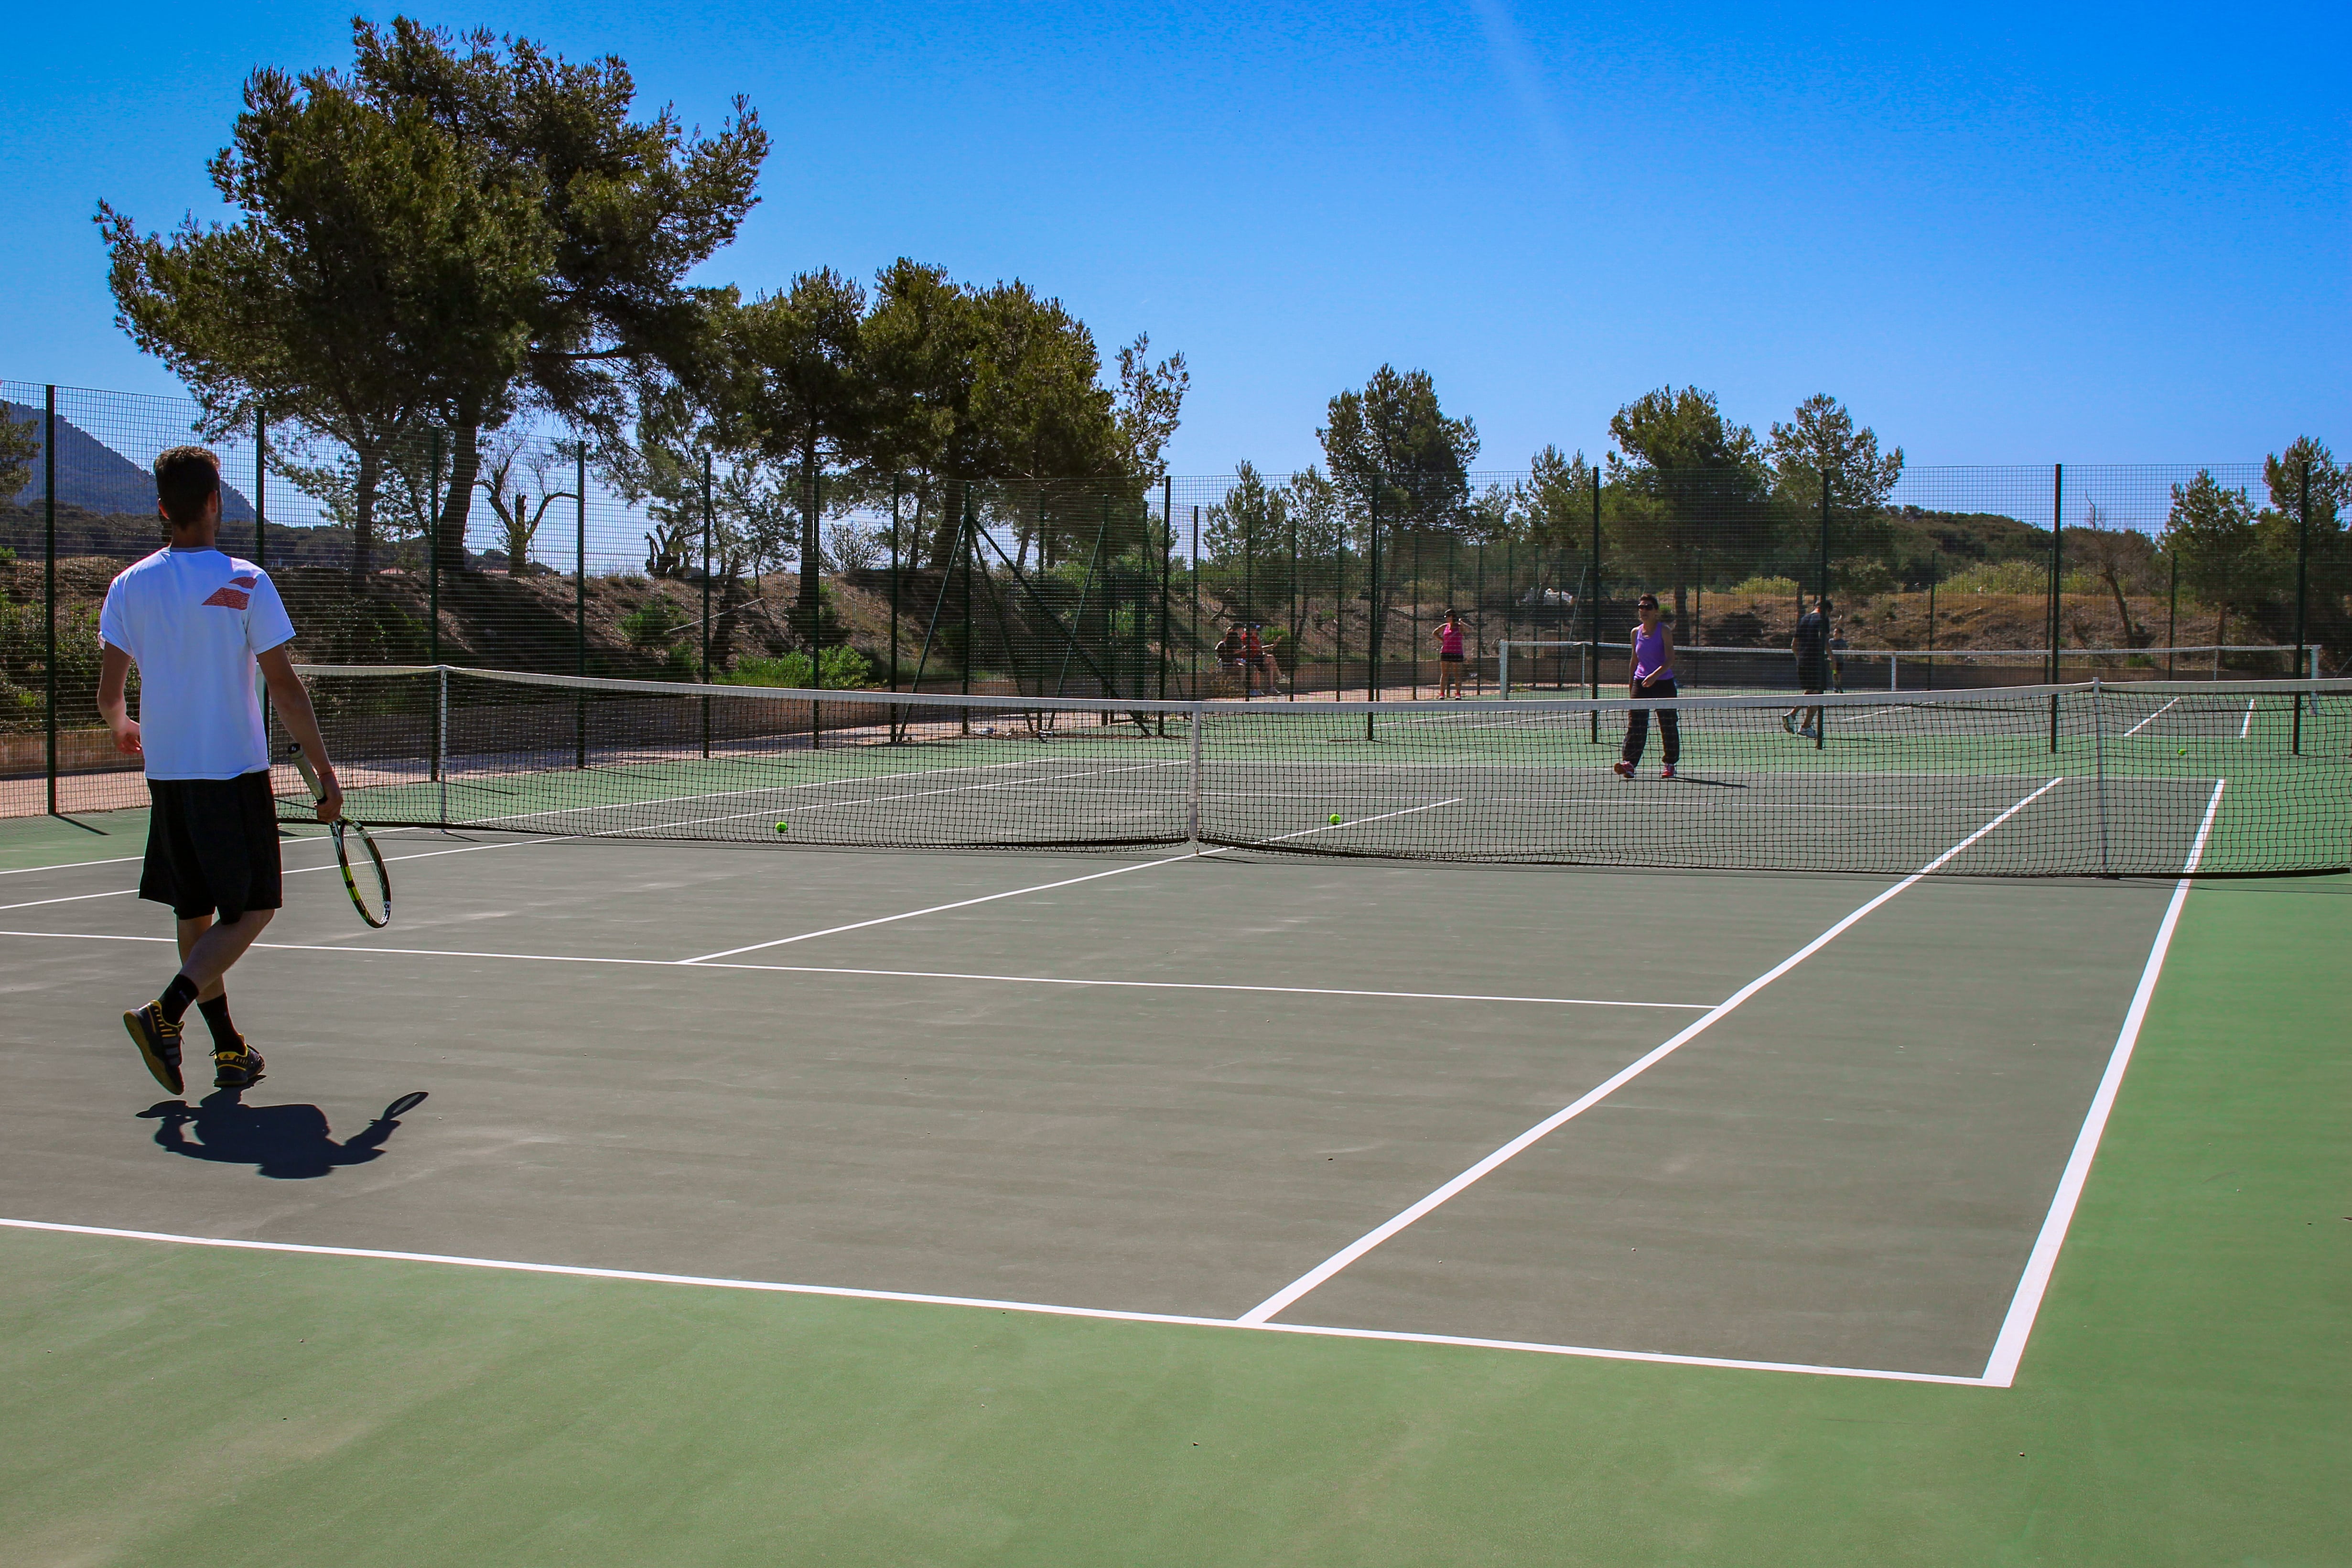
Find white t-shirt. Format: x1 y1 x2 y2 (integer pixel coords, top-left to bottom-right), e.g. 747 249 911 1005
98 547 298 780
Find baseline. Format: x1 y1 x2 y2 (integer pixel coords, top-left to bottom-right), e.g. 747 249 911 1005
0 1218 1989 1386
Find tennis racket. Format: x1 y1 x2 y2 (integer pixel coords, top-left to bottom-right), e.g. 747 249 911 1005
287 743 390 928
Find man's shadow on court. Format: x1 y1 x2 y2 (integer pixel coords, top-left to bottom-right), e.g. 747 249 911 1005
137 1091 428 1180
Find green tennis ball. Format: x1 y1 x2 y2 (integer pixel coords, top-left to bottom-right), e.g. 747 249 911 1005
2177 746 2188 756
1329 813 1343 825
774 820 789 833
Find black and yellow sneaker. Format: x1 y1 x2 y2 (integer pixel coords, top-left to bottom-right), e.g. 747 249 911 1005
212 1041 267 1091
123 1002 185 1095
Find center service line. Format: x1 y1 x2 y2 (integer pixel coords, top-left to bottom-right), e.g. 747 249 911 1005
1236 774 2069 1327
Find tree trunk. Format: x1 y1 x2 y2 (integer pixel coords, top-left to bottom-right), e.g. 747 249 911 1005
798 440 822 649
433 422 481 573
350 442 381 590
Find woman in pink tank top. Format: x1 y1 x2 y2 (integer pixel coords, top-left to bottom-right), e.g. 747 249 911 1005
1432 610 1467 698
1612 593 1681 780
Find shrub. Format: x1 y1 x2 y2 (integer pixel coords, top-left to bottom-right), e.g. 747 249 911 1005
620 598 690 651
721 646 874 690
1725 575 1802 596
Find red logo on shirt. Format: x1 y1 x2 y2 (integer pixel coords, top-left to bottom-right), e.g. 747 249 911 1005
198 571 256 606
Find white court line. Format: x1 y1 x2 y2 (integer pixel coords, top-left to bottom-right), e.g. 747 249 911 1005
2122 697 2180 737
676 798 1463 964
0 832 569 914
1235 773 2070 1327
0 853 146 877
0 929 1708 1010
0 1218 1986 1385
594 761 1185 837
2239 695 2256 739
463 753 1097 828
1978 779 2226 1387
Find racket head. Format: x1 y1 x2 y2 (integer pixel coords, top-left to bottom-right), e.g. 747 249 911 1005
332 818 391 927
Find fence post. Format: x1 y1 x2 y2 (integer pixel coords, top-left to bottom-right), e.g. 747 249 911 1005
574 447 587 768
2166 553 2178 675
960 487 973 734
1365 487 1380 741
1190 505 1200 701
427 430 441 672
254 407 267 570
1926 551 1938 690
1817 466 1831 604
1588 466 1602 743
2093 679 2109 875
1159 477 1172 712
437 666 448 825
2049 464 2063 753
2293 459 2309 754
43 386 56 816
890 478 904 692
700 450 712 758
1288 488 1300 701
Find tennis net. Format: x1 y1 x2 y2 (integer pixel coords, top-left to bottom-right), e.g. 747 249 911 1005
1497 641 2318 696
273 665 2352 877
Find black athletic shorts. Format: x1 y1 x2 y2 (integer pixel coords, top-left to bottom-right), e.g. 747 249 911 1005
140 771 283 921
1795 658 1830 692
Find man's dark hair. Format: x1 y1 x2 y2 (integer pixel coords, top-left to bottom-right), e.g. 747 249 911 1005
1814 595 1834 613
154 446 221 528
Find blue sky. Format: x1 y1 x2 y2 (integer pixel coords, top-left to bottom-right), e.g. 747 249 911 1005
3 0 2343 475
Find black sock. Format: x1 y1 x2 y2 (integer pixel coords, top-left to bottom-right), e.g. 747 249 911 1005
196 995 239 1052
160 973 201 1024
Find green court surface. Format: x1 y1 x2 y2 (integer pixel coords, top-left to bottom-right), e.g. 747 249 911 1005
0 800 2344 1564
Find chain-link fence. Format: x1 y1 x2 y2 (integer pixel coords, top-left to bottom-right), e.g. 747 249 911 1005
4 380 2343 817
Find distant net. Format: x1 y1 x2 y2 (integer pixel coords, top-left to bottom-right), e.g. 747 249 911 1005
274 665 2352 877
1498 641 2317 696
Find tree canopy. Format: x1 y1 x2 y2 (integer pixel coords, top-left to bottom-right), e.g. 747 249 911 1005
1319 366 1479 535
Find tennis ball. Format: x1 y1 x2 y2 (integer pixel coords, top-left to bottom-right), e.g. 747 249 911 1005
2177 746 2188 756
1329 813 1343 825
774 821 789 833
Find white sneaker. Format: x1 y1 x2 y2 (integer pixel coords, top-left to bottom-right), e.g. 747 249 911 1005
1798 725 1818 741
1780 714 1796 735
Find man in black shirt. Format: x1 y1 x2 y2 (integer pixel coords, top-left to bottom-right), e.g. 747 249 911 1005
1783 596 1833 739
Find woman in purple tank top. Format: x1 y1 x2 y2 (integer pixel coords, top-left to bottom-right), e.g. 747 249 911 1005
1612 593 1680 780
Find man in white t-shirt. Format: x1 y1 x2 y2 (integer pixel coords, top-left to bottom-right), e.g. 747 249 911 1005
99 446 343 1097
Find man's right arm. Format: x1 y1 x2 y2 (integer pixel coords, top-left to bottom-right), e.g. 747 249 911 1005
97 644 141 755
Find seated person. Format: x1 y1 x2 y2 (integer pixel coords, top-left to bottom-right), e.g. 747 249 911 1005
1215 625 1249 685
1242 625 1282 694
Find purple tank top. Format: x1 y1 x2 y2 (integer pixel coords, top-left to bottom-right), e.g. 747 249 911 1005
1633 622 1672 681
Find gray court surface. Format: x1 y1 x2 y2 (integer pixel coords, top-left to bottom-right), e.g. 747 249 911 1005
0 815 2185 1379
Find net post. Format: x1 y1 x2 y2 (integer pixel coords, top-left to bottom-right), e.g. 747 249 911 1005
2093 679 2109 875
1498 640 1510 698
1187 703 1204 847
42 387 57 816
